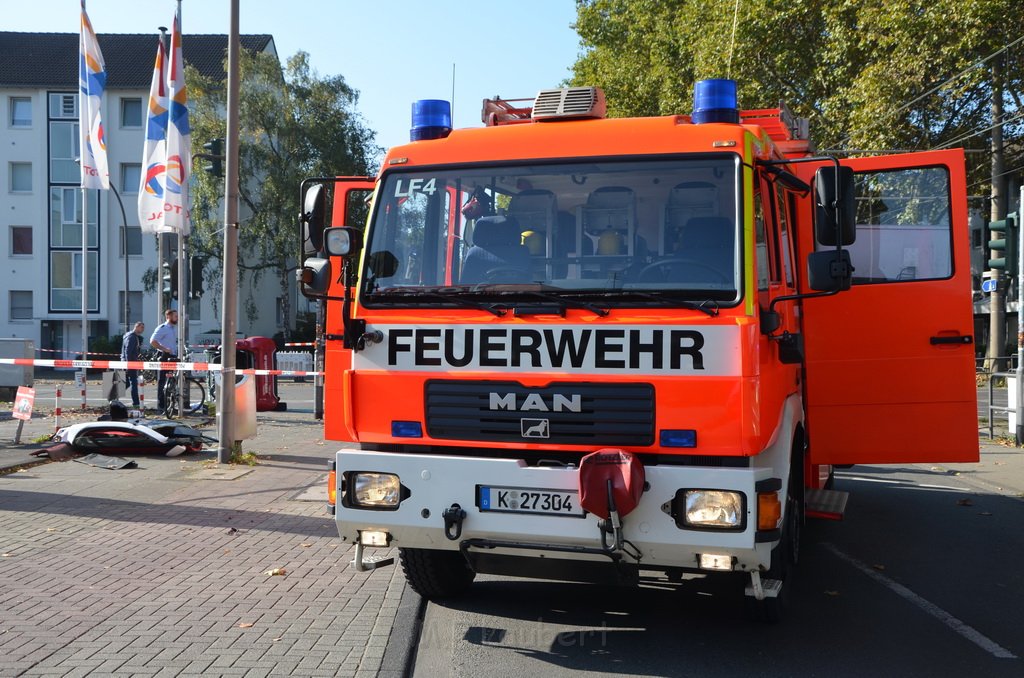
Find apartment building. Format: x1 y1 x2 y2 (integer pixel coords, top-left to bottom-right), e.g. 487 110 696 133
0 31 292 357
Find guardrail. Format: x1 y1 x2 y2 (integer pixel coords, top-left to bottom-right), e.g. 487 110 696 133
982 371 1016 440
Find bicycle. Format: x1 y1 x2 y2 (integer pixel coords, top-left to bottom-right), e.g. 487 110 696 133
139 348 161 384
161 351 208 418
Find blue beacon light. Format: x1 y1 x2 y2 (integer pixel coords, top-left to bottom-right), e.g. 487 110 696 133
410 99 452 141
691 79 739 125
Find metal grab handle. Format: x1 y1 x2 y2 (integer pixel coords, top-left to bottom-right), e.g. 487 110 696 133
929 335 972 345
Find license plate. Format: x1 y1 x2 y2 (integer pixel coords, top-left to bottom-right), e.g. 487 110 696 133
478 486 585 517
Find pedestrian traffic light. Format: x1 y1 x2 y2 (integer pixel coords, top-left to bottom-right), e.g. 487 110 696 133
988 215 1018 272
202 138 224 178
189 256 205 299
162 258 179 298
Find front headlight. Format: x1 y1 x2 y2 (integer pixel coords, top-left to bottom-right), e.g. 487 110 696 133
351 472 401 508
683 490 744 529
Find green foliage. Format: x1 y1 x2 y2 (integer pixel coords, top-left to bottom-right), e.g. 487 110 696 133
571 0 1023 185
187 50 380 333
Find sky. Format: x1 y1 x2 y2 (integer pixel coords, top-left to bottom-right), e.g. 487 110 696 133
6 0 583 156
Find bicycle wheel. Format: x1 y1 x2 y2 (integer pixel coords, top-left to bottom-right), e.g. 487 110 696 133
186 377 207 414
140 350 159 383
162 376 179 418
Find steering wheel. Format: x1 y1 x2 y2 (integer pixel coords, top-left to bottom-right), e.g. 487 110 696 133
484 266 530 283
637 258 730 284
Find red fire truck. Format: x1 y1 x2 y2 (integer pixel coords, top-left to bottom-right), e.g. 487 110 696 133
299 79 978 620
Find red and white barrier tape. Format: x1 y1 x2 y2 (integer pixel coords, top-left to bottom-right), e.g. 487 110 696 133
284 342 315 347
0 357 322 377
36 347 121 357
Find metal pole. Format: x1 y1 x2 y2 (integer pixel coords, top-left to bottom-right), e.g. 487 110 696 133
80 187 89 410
314 300 324 419
1016 185 1023 444
177 232 186 415
157 236 164 322
108 183 131 332
217 0 240 464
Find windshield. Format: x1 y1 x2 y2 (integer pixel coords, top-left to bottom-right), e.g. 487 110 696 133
361 156 742 305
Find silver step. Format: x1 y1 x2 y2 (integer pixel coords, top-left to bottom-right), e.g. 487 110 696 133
805 488 849 520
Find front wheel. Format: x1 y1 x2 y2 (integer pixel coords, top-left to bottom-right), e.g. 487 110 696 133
399 548 476 599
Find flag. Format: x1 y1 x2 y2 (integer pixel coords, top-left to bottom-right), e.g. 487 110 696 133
139 36 168 232
78 0 109 189
165 5 191 234
138 3 191 235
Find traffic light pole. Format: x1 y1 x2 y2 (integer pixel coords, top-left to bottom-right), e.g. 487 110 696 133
1017 186 1023 445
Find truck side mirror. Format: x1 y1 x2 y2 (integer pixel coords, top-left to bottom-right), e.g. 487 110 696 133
807 250 853 292
298 257 332 298
814 166 856 246
301 184 327 256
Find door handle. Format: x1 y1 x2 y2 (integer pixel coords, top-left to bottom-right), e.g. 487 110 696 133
929 335 972 345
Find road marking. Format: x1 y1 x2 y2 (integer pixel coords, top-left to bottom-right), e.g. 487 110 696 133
822 543 1017 659
837 474 970 492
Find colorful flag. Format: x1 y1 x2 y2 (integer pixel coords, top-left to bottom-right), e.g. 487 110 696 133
78 0 109 189
138 3 191 235
164 5 191 235
139 36 168 232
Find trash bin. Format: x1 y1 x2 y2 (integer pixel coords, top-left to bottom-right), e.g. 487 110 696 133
210 337 285 412
235 337 284 412
215 372 257 440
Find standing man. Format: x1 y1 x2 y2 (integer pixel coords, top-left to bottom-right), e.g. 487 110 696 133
149 308 178 411
121 321 145 408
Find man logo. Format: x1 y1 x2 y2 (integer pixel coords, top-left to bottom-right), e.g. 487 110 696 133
521 418 550 439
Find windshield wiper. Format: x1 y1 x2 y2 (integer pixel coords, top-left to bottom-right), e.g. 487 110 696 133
366 288 506 316
500 290 610 317
613 291 720 317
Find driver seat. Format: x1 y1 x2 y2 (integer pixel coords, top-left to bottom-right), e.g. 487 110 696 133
461 215 532 284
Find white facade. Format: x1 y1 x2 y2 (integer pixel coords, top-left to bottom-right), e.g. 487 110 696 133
1 83 293 357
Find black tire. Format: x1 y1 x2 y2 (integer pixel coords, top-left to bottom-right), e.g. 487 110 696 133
399 548 476 599
747 438 804 623
186 378 207 414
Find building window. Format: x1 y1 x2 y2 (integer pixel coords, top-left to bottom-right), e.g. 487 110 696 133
120 225 142 256
120 163 141 194
276 296 286 327
10 226 32 255
10 97 31 127
10 162 32 192
49 121 80 183
118 291 144 325
50 250 98 311
9 290 32 321
49 187 98 248
48 93 77 119
120 98 142 128
187 296 202 321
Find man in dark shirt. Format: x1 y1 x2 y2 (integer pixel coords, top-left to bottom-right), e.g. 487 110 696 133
121 321 145 408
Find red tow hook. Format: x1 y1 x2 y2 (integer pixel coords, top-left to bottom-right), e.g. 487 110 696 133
578 449 645 558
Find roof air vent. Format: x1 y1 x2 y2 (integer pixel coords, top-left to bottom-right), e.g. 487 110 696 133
532 87 606 121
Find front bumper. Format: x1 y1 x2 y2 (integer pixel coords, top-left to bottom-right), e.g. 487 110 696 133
334 448 780 573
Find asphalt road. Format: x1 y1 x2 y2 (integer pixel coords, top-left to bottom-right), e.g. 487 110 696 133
412 463 1024 678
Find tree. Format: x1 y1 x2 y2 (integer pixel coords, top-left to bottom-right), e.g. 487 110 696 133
188 50 379 336
572 1 1022 156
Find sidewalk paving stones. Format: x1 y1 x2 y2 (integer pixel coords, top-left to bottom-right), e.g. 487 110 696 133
0 391 411 678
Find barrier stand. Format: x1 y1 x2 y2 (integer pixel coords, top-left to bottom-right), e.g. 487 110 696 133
54 385 62 432
138 376 145 416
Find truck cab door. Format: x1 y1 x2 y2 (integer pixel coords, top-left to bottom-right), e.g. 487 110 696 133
798 150 978 464
323 177 375 442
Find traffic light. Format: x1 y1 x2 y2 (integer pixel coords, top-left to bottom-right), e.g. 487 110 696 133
988 215 1018 272
202 138 224 177
189 256 205 299
162 258 179 298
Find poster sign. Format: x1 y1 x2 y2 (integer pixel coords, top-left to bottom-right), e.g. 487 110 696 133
12 386 35 421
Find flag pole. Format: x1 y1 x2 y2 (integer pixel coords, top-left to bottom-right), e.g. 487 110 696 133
81 187 89 410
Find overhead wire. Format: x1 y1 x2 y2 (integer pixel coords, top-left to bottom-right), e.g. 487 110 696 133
838 33 1024 148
